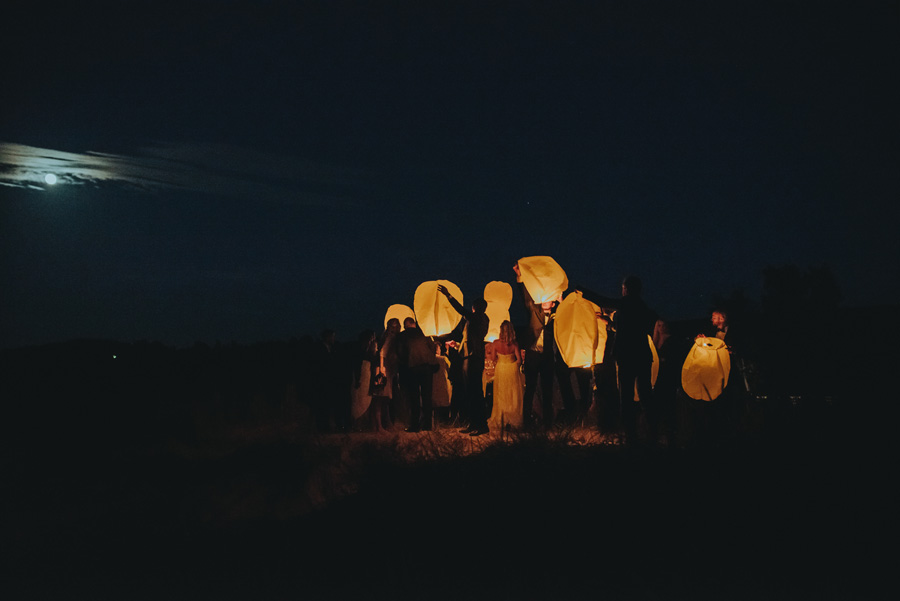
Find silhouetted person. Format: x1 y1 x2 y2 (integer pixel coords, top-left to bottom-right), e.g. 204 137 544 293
698 307 743 444
352 329 377 429
513 263 576 429
579 277 658 445
438 284 490 436
570 366 593 426
432 340 453 425
653 319 680 446
594 314 619 434
373 318 401 433
395 317 438 432
444 334 466 424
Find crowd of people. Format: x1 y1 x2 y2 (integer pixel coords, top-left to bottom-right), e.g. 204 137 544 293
311 264 748 446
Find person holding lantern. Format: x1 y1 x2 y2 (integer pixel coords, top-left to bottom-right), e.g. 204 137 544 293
652 319 681 446
698 308 733 345
578 276 658 445
437 284 491 436
697 307 744 444
513 263 576 429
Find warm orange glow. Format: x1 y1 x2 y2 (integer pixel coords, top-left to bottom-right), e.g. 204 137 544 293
517 256 568 304
554 291 600 368
483 281 513 342
413 280 464 337
384 304 415 331
681 337 731 401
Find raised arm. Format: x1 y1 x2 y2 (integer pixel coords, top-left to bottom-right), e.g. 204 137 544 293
437 284 468 317
514 263 538 314
576 285 620 311
436 319 465 345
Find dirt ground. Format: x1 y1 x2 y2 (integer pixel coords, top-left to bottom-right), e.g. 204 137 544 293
2 408 881 601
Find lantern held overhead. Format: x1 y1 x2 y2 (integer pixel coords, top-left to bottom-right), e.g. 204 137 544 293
517 256 568 304
483 281 513 342
413 280 464 337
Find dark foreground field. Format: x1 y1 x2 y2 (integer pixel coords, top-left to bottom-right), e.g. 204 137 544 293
2 415 881 601
1 337 888 600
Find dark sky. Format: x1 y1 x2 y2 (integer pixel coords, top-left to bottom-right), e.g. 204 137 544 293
2 1 897 349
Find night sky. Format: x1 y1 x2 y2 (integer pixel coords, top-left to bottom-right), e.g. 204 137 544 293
2 1 897 349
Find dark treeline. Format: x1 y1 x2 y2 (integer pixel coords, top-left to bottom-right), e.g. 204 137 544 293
1 337 321 458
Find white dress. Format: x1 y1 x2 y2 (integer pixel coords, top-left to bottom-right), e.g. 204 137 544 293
489 353 524 429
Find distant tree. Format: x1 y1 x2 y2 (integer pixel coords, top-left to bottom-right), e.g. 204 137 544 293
761 264 842 398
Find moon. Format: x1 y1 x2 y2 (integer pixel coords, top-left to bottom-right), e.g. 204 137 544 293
44 173 57 185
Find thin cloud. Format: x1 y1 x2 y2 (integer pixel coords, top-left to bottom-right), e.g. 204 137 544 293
0 141 369 207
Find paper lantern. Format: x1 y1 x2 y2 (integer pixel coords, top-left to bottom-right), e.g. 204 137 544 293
413 280 464 337
681 337 731 401
484 281 513 342
517 256 568 304
554 291 600 368
384 304 415 331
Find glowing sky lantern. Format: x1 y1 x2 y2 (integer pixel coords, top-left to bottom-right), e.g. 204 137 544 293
517 256 568 304
384 304 415 331
483 281 513 342
413 280 464 337
681 337 731 401
554 291 599 368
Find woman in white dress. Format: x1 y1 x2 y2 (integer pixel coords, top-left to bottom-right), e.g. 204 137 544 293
351 329 376 425
488 320 524 431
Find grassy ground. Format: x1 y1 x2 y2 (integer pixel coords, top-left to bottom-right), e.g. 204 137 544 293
2 406 879 601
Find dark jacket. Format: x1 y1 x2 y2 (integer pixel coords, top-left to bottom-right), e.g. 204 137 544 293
579 289 657 367
517 281 549 351
395 327 437 371
445 295 490 358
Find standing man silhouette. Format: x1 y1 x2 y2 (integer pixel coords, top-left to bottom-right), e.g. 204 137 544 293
579 276 658 444
513 263 575 429
395 317 438 432
438 284 490 436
